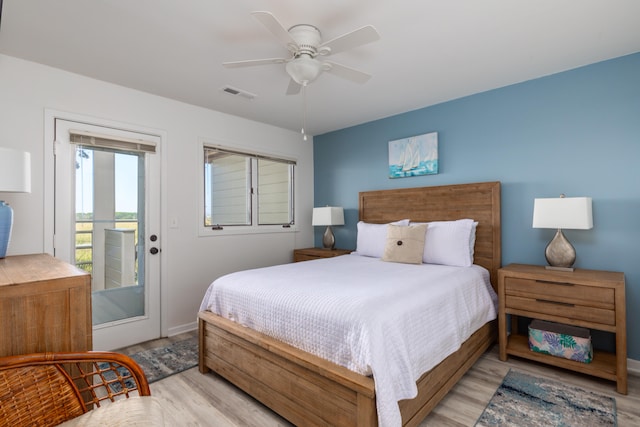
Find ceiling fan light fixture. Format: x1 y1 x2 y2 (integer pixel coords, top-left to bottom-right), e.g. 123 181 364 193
225 11 380 140
286 56 322 85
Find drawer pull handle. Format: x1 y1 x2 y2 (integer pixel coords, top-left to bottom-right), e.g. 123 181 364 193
536 280 574 286
536 298 575 307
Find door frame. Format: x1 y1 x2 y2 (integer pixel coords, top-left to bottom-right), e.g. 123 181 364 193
44 109 168 348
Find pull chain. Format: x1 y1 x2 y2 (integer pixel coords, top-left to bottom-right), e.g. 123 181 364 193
301 82 308 141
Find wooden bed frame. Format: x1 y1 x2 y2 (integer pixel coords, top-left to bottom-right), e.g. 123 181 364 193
199 181 501 426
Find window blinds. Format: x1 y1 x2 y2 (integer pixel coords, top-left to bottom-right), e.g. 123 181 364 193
203 146 295 165
69 129 157 154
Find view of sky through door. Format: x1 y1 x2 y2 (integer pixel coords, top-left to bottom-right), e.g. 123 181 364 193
76 150 139 215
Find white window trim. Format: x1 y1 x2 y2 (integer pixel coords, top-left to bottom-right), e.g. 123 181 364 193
198 139 298 237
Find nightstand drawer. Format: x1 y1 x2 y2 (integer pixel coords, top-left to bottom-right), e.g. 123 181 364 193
505 295 616 326
504 277 615 310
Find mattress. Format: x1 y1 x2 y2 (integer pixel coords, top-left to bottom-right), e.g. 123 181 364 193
199 254 497 427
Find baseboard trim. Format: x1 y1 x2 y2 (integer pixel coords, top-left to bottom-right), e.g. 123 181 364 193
167 321 197 337
628 357 640 376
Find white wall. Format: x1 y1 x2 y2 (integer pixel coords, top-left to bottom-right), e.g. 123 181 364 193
0 54 314 336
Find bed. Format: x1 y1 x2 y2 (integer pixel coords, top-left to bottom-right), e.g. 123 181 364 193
198 181 501 427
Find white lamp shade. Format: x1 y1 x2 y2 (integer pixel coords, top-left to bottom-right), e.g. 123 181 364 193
532 197 593 230
0 148 31 193
312 206 344 226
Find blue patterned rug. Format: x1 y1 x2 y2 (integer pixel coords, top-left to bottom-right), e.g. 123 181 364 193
475 370 616 426
130 336 198 384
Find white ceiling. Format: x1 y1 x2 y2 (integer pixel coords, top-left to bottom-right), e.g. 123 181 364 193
1 1 639 136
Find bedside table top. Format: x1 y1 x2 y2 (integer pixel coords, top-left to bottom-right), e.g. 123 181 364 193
295 247 352 256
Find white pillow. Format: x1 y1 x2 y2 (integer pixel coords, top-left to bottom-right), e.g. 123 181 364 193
354 219 410 258
410 219 477 267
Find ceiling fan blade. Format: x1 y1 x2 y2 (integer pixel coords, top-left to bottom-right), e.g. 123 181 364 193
323 61 372 84
319 25 380 55
286 79 301 95
223 58 288 68
251 11 298 50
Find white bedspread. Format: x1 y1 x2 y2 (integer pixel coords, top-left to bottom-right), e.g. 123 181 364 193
199 254 497 427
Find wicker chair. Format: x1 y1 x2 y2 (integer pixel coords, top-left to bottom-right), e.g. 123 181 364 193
0 351 156 427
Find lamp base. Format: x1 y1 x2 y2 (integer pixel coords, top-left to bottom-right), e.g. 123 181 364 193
545 265 575 272
322 225 336 250
544 228 576 270
0 201 14 259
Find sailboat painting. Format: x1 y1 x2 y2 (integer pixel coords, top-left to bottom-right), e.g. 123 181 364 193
388 132 438 178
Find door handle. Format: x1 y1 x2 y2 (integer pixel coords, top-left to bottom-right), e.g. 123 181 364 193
150 247 159 255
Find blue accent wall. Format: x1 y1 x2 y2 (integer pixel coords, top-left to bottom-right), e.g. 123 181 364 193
313 52 640 360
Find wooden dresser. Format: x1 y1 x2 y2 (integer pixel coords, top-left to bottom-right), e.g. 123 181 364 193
0 254 92 356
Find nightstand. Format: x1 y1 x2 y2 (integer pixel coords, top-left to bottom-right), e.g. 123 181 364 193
293 248 352 262
498 263 627 394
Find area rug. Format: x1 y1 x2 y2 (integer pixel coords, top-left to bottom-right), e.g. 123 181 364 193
129 336 199 384
475 369 616 426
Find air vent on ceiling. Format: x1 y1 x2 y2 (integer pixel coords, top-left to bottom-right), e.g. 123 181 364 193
221 86 256 100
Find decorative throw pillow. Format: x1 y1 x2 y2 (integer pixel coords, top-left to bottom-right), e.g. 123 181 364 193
354 219 410 258
382 223 427 264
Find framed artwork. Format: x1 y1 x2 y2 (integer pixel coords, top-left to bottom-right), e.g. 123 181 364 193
388 132 438 178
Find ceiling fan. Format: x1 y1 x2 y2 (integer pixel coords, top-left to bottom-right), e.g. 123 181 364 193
223 11 380 95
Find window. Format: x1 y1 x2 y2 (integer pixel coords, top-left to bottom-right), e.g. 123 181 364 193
203 145 295 231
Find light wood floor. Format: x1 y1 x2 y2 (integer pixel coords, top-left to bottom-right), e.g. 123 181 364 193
119 332 640 426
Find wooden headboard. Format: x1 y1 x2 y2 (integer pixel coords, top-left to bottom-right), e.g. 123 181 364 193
359 181 501 287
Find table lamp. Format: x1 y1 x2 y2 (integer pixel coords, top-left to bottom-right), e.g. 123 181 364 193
312 206 344 249
0 147 32 258
532 195 592 271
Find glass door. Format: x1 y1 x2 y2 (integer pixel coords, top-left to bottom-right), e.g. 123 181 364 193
54 119 161 350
